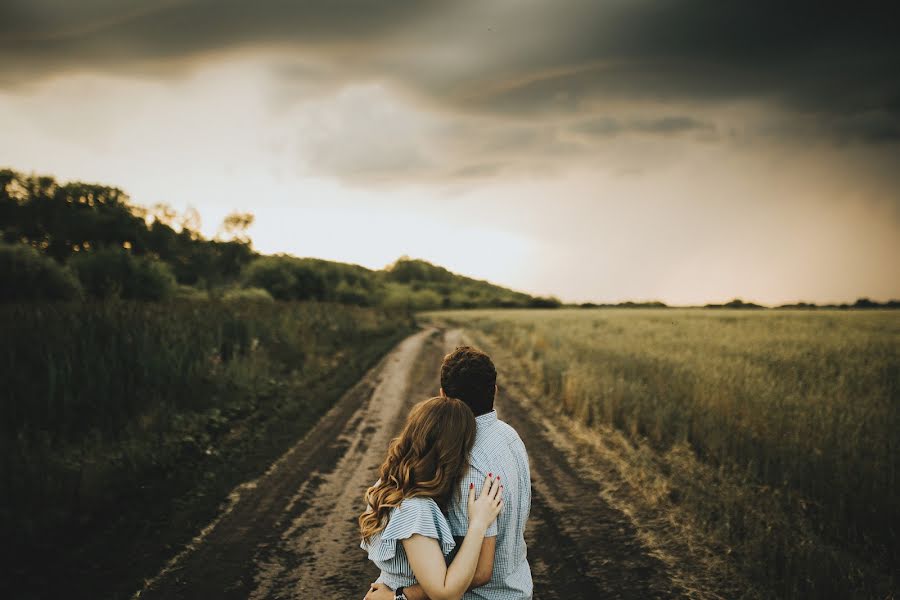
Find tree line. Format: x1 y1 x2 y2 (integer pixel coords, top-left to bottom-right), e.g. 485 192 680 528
0 168 559 309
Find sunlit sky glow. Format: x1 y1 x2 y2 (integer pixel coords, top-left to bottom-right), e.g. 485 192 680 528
2 1 899 305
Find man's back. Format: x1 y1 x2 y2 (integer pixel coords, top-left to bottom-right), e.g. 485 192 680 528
448 410 532 599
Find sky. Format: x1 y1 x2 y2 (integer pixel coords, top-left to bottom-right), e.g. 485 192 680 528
1 1 899 305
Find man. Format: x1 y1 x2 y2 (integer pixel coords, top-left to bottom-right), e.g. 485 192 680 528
366 346 533 600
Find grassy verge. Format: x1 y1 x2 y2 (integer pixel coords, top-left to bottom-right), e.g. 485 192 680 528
1 300 414 599
425 308 898 598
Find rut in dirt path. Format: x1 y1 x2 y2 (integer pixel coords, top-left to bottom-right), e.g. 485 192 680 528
137 327 687 600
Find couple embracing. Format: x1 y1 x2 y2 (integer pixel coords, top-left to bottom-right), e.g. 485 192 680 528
359 346 533 600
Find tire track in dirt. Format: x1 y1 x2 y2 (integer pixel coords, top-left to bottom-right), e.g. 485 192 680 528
137 327 687 599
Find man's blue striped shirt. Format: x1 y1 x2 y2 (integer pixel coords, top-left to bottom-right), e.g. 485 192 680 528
448 410 533 600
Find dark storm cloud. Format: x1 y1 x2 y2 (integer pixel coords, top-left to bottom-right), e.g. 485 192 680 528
2 0 899 146
0 0 443 84
436 1 900 142
573 116 715 138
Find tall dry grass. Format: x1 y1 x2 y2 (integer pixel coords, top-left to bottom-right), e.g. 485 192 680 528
428 308 899 598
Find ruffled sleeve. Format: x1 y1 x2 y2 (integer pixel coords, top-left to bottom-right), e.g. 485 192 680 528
362 496 456 562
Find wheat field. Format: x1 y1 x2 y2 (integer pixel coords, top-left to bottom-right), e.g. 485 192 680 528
426 308 899 597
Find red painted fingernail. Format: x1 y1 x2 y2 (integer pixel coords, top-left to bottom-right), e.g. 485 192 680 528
470 482 474 489
488 473 492 477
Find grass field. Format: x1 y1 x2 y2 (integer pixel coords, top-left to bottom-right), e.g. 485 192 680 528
0 299 413 598
426 308 899 598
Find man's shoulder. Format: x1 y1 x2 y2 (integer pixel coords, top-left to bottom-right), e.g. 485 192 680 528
495 417 522 439
493 417 528 453
471 417 527 463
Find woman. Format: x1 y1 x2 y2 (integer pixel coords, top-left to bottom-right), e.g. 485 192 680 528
360 396 503 600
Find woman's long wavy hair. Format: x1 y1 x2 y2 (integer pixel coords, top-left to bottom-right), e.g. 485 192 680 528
359 396 476 543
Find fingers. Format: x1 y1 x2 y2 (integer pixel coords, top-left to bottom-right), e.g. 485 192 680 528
468 480 476 506
479 472 503 503
482 473 495 498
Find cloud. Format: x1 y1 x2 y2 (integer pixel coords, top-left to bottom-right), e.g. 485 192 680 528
5 1 898 114
0 0 444 89
573 116 716 138
2 0 899 183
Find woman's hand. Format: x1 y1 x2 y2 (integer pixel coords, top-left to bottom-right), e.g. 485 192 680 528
467 473 503 532
402 474 502 600
364 582 394 600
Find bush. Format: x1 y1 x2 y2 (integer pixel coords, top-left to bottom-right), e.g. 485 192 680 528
241 256 326 301
0 243 82 301
173 285 209 300
380 284 445 311
411 289 444 310
528 296 562 308
71 247 176 301
223 287 274 302
335 280 372 306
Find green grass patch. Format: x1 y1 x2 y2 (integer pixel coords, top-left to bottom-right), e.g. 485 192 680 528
1 300 413 599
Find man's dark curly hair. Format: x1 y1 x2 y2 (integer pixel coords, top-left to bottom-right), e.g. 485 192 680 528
440 346 497 417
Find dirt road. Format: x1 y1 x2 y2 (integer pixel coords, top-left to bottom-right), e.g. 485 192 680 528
136 327 686 600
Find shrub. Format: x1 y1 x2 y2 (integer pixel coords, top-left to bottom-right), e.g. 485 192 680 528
173 285 209 300
0 243 82 301
411 288 443 310
528 296 562 308
335 280 371 306
241 256 326 301
223 287 274 302
70 247 176 301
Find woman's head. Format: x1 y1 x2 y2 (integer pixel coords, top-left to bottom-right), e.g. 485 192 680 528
359 396 476 542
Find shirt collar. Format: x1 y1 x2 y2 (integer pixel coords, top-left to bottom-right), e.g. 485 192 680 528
475 410 498 429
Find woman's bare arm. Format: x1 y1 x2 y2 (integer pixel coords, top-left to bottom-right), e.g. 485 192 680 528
399 535 496 600
400 475 502 600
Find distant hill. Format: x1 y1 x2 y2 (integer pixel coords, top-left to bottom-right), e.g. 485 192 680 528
0 167 558 309
239 253 558 310
382 256 562 309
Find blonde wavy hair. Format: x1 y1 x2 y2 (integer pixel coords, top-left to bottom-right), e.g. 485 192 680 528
359 396 476 542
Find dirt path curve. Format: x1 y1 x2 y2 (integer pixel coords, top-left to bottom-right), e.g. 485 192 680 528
136 327 685 600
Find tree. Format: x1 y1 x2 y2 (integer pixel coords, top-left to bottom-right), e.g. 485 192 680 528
217 211 255 243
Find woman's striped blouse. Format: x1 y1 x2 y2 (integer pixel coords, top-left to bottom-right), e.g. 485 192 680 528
361 495 456 590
